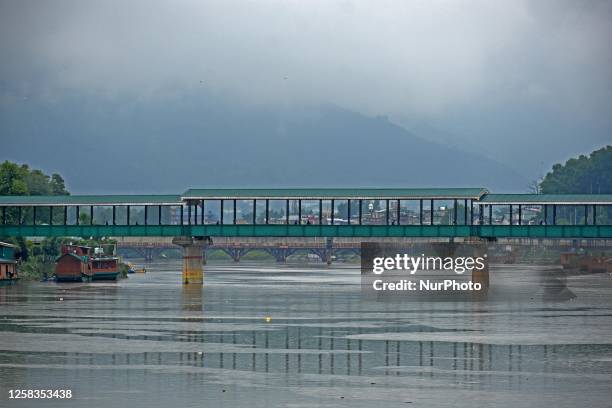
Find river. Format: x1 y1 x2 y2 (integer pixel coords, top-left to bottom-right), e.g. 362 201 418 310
1 261 611 407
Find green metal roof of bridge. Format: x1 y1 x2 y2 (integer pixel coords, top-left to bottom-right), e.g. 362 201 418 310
1 190 611 206
480 194 612 205
181 188 489 200
0 195 182 206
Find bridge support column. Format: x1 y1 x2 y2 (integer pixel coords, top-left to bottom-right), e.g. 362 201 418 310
172 236 211 285
270 248 287 263
463 238 490 290
325 237 333 265
224 248 249 262
144 247 154 262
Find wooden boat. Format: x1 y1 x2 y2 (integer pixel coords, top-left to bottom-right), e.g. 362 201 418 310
90 255 120 281
55 244 120 282
0 242 19 285
127 262 145 274
55 245 93 282
560 252 612 274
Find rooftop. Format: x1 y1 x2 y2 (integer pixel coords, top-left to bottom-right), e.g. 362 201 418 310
0 195 182 206
480 194 612 205
0 190 610 205
181 188 489 200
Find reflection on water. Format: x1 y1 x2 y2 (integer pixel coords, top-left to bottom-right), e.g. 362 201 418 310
0 261 612 407
181 285 203 313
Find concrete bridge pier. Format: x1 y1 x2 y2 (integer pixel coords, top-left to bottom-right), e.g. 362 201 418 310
269 247 296 263
143 247 154 262
223 247 250 262
325 237 333 265
470 239 490 290
172 236 212 285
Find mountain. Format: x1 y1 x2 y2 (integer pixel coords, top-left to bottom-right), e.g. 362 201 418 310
1 91 528 194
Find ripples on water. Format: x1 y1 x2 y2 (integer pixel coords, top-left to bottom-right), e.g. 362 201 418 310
1 261 612 407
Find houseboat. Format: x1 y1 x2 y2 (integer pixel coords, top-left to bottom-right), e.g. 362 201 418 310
55 244 93 282
55 244 120 282
560 251 612 274
0 242 18 285
90 248 120 281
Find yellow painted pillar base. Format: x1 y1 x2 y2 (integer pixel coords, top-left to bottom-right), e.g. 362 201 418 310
182 243 204 284
173 237 206 285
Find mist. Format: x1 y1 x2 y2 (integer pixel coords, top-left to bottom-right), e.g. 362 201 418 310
1 0 611 184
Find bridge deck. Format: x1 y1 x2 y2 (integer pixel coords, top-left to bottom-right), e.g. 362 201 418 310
1 188 610 238
1 224 610 239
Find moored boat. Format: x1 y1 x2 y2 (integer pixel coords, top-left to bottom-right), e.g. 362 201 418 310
55 244 93 282
560 251 612 274
0 241 19 285
90 255 120 281
55 244 120 281
126 262 145 274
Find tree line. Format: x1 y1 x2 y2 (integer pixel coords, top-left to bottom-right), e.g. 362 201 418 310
1 161 69 261
1 161 69 196
540 145 611 194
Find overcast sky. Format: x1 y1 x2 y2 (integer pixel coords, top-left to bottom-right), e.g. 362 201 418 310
1 0 611 177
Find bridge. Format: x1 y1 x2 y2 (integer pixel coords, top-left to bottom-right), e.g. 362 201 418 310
116 237 348 263
1 188 610 239
1 188 610 285
116 237 612 264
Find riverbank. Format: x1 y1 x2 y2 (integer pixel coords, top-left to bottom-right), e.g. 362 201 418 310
17 256 54 281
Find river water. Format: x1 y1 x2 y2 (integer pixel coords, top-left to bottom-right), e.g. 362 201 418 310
1 261 611 407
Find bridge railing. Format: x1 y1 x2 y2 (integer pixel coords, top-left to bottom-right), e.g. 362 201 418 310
1 200 610 227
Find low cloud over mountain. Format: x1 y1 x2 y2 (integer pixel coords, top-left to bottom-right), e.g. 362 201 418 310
2 92 527 193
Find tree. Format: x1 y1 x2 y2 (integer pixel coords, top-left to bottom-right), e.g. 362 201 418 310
50 174 69 195
539 146 611 225
0 161 28 195
26 169 52 195
0 160 71 196
0 161 71 260
540 146 612 194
